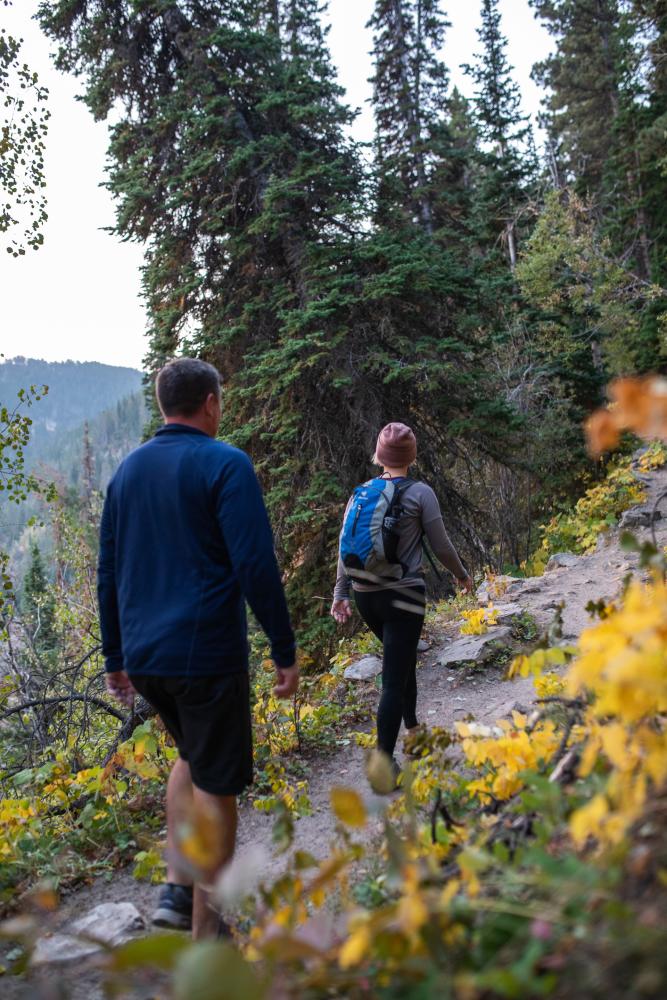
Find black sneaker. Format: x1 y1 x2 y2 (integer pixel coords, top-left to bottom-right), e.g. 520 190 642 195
152 883 193 930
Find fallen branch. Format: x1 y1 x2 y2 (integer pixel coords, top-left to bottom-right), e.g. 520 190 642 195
102 698 156 766
549 747 580 785
1 694 124 723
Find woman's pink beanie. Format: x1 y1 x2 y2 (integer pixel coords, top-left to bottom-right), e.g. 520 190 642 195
375 423 417 467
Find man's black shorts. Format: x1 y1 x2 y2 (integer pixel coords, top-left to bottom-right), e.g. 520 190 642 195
130 673 253 796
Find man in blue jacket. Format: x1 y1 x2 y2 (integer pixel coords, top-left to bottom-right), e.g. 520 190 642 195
98 357 298 939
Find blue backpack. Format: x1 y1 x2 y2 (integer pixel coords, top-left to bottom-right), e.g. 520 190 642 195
340 477 415 584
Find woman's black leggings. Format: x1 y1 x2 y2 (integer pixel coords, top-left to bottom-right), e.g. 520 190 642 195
353 586 426 758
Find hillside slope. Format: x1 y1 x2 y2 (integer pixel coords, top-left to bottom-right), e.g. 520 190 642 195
0 358 142 446
0 359 146 560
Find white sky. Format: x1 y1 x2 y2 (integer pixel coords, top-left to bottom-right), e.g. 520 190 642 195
1 0 552 370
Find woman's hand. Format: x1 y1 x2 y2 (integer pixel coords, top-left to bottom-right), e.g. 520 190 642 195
331 598 352 624
457 574 474 594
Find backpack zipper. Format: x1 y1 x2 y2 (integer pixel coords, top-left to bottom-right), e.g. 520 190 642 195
351 504 362 536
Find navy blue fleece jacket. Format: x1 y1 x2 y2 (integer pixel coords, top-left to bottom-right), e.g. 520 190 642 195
97 424 296 676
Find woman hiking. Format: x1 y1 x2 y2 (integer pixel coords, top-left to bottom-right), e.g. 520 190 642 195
331 423 472 778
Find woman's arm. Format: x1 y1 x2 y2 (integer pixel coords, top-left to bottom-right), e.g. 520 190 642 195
333 553 351 601
331 499 353 620
420 487 468 581
424 517 467 579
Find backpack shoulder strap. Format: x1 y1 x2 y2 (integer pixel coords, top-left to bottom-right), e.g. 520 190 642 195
396 477 416 493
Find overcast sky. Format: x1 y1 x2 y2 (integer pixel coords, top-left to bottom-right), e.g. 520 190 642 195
1 0 552 371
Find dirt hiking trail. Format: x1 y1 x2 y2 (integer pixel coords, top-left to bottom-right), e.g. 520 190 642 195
6 461 667 998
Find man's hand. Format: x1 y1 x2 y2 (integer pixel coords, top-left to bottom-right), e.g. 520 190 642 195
457 574 474 594
274 663 300 699
331 598 352 624
105 669 136 708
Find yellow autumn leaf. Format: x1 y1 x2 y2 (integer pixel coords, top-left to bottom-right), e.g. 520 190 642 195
440 878 460 906
569 794 608 846
600 722 629 770
310 887 326 908
330 787 367 827
339 924 371 968
176 802 226 874
508 653 528 679
396 892 428 933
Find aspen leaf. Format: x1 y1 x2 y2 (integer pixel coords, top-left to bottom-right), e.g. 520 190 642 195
176 801 226 875
330 787 367 827
570 793 608 846
396 892 428 933
366 748 397 794
339 925 370 968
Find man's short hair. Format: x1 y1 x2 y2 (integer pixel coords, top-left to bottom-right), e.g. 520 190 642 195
155 358 221 417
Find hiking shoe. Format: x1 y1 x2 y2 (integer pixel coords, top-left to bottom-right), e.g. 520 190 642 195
152 883 193 930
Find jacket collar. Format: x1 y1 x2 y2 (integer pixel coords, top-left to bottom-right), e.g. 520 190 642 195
155 423 210 438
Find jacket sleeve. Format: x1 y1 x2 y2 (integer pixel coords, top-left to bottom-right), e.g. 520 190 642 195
333 497 352 600
215 451 296 668
421 487 467 579
97 486 124 673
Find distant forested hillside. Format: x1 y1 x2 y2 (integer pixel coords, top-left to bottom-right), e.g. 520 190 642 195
29 390 146 490
0 357 142 452
0 359 145 563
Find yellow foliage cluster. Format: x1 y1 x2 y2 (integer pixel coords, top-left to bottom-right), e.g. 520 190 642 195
252 760 310 816
637 440 667 472
523 453 649 575
533 670 566 699
460 606 499 636
568 578 667 847
0 725 175 876
0 799 38 857
525 441 666 584
509 645 570 679
236 572 667 989
458 712 561 801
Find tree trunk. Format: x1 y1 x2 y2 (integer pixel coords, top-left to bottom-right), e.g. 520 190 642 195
629 146 652 281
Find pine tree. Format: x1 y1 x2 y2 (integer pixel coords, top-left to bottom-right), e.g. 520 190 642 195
626 0 667 286
22 543 56 653
463 0 535 271
531 0 665 360
530 0 627 197
368 0 450 231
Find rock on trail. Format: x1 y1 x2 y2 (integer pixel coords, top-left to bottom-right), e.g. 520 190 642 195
343 654 382 680
437 628 512 667
31 903 145 966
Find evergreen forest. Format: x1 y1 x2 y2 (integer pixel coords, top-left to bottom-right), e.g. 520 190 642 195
33 0 667 647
